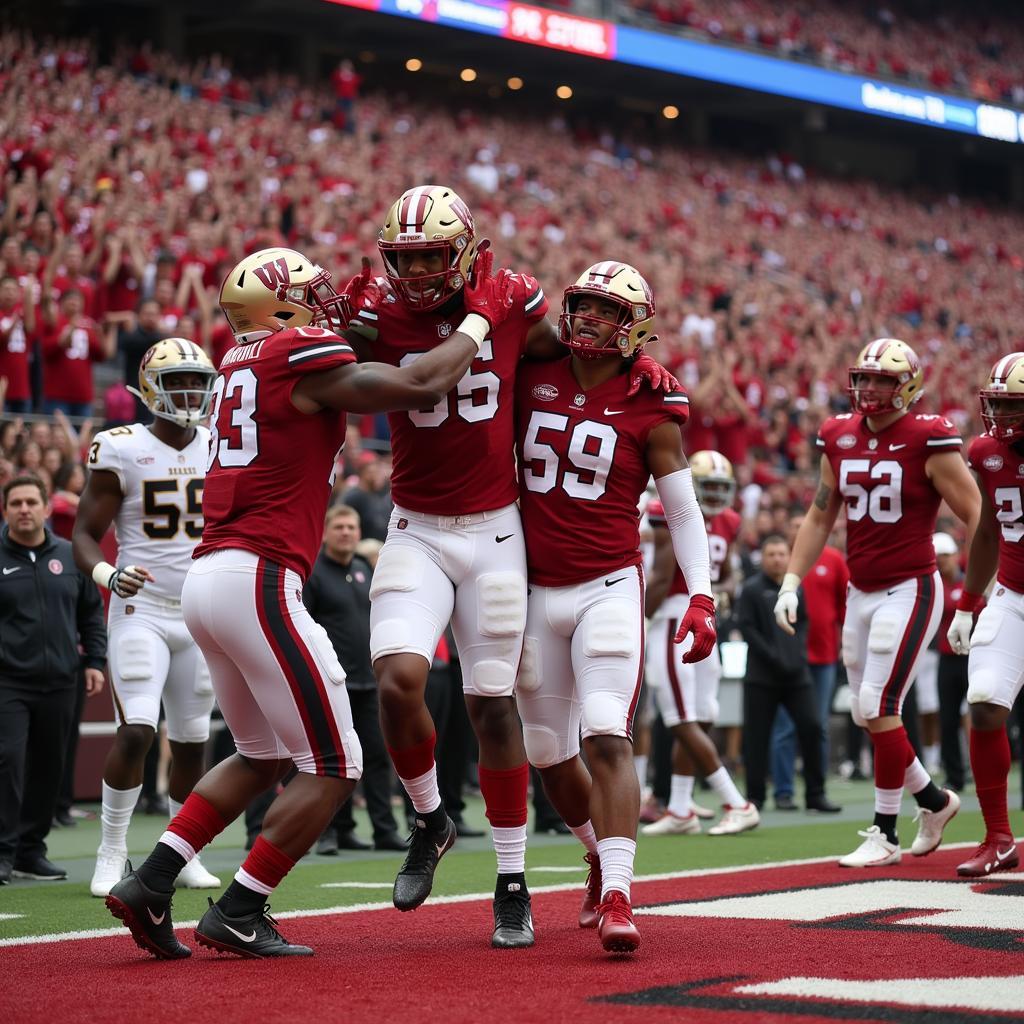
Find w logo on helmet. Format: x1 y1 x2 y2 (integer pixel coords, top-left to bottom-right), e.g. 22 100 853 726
252 257 290 291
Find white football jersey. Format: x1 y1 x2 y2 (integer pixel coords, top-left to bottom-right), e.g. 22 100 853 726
87 423 209 601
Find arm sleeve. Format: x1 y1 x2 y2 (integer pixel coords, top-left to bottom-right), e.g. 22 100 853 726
77 575 108 670
653 468 711 598
89 431 126 491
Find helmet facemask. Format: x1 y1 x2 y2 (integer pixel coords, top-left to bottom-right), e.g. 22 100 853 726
981 392 1024 443
559 289 634 360
378 238 471 312
694 476 736 515
847 370 906 415
147 368 218 428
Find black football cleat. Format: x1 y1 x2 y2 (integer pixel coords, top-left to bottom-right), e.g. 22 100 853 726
105 867 191 960
491 876 534 949
195 899 313 958
393 814 456 911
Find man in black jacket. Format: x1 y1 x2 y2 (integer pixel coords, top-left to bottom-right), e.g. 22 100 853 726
304 505 404 852
735 535 840 814
0 475 107 883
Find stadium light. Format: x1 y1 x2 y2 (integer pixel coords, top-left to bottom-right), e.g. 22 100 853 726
556 85 573 100
460 68 477 82
507 76 524 91
406 58 423 72
662 105 680 119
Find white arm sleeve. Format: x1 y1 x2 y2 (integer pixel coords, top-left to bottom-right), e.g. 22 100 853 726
654 468 712 598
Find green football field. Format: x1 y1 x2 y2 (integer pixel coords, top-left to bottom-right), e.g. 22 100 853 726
2 775 1019 945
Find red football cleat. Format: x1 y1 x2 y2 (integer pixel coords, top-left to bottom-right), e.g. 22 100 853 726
956 835 1019 877
579 853 602 929
597 890 641 953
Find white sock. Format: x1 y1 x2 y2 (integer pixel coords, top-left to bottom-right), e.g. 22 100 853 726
401 765 442 815
100 782 142 853
667 774 694 817
874 786 903 815
235 867 274 896
634 755 649 789
492 825 527 874
168 797 183 821
903 756 931 795
706 765 746 809
569 819 599 854
597 837 636 900
924 743 941 773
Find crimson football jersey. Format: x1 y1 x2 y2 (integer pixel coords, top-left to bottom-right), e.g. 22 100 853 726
648 501 740 596
348 274 547 515
816 411 962 591
516 358 690 587
967 433 1024 593
195 326 355 580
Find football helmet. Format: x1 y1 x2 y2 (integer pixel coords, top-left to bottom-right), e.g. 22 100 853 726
690 450 736 515
847 338 923 415
218 247 350 337
559 262 657 359
980 352 1024 442
378 185 477 311
129 339 216 428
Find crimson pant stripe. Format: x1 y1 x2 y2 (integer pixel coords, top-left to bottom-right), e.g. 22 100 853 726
255 559 344 776
626 564 647 738
880 573 935 717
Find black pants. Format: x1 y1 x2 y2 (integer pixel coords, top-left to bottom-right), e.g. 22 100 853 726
331 687 399 840
0 683 77 862
743 680 825 807
438 660 474 820
57 672 86 814
937 653 969 791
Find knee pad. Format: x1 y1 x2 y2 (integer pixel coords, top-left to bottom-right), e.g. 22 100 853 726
477 571 526 638
867 612 901 655
368 544 424 600
582 601 637 659
970 607 1001 647
370 619 416 662
116 633 156 683
170 716 212 745
581 692 626 737
305 622 347 686
523 725 562 769
516 637 541 693
967 672 1000 706
469 659 515 697
857 688 880 725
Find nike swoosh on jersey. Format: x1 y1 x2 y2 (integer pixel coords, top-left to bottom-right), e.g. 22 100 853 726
3 566 20 575
223 923 257 942
146 907 166 925
889 444 907 451
604 408 624 416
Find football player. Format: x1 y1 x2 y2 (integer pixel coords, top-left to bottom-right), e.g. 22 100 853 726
104 245 516 959
946 353 1024 876
74 340 220 898
642 451 758 837
345 187 675 948
514 262 715 953
776 339 981 867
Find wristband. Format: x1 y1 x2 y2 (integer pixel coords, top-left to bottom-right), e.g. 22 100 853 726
92 561 118 591
955 590 984 615
780 572 801 594
456 313 489 351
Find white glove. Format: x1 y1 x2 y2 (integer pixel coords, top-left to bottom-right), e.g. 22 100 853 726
946 609 974 656
774 573 801 635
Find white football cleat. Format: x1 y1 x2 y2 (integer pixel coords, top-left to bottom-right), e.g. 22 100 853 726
90 846 127 898
175 855 221 889
838 826 901 868
641 811 701 836
708 803 761 836
911 788 960 856
690 801 715 820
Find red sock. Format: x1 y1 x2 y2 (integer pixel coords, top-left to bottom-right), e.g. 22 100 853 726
239 835 296 893
166 792 226 854
478 762 529 828
971 726 1012 839
387 732 436 781
871 726 911 790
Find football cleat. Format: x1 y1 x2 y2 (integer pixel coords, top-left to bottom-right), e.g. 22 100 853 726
491 879 534 949
597 891 641 953
956 835 1019 877
91 846 128 898
195 899 312 958
838 826 901 868
393 815 456 911
175 855 221 889
105 868 191 959
707 803 761 836
641 810 701 836
911 789 960 856
638 795 666 824
579 852 602 929
690 800 716 820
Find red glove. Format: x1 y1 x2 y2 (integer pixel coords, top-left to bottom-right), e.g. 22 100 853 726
674 593 717 664
463 240 515 331
628 353 681 396
341 256 379 313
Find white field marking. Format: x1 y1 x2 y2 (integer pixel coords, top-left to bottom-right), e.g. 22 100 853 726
0 914 24 921
320 882 394 889
529 866 587 873
0 843 985 949
736 977 1024 1014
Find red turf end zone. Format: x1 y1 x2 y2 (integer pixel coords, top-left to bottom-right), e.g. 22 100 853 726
3 849 1023 1024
